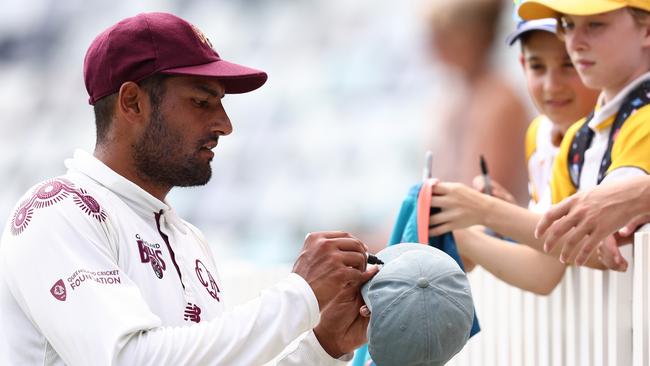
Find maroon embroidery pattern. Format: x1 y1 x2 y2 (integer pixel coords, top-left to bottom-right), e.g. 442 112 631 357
11 178 107 235
184 302 202 323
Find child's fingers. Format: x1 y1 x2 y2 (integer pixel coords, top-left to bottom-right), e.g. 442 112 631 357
428 223 454 237
574 236 600 266
429 210 454 227
430 181 451 195
430 195 452 210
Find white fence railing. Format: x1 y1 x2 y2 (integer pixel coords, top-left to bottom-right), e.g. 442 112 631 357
449 233 650 366
221 233 650 366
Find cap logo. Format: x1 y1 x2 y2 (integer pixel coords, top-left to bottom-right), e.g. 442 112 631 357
190 24 213 48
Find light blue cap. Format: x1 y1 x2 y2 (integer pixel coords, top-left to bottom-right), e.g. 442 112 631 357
506 18 558 46
361 243 474 366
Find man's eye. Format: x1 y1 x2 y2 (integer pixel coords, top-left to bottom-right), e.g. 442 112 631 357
193 99 209 108
588 22 604 29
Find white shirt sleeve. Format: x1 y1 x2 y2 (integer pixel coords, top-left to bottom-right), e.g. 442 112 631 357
601 166 647 184
0 197 333 365
268 330 353 366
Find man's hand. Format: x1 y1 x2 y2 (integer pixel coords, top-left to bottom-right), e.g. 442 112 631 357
292 232 368 310
619 213 650 237
313 266 378 358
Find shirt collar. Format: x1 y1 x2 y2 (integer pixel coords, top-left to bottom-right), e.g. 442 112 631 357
588 71 650 131
64 149 170 217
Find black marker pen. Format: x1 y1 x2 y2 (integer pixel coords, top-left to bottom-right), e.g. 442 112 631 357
367 253 384 265
480 155 493 196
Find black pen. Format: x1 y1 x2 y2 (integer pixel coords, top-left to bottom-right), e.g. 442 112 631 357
367 253 384 265
480 155 493 196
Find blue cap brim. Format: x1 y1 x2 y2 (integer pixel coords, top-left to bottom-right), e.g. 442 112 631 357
506 18 558 46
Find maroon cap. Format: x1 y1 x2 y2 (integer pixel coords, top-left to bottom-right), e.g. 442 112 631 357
83 12 268 104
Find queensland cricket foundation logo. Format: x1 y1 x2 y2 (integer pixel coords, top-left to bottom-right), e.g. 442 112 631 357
50 279 67 301
195 259 220 301
50 270 120 301
136 234 166 279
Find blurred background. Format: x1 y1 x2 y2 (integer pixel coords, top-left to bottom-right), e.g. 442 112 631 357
0 0 532 301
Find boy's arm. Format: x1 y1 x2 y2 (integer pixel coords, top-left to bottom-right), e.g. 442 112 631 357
429 183 607 269
429 181 543 246
454 227 566 295
479 198 607 269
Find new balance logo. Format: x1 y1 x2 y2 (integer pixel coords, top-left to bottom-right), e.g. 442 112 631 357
184 303 202 323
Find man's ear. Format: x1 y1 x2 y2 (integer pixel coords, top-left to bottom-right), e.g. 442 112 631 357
116 81 148 124
519 54 526 69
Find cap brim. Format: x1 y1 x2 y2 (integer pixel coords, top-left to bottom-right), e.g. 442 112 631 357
161 59 268 94
518 0 625 20
506 19 557 46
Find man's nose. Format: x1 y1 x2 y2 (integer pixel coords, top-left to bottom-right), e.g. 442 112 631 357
211 106 232 136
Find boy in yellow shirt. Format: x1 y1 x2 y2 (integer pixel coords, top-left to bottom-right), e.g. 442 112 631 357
519 0 650 267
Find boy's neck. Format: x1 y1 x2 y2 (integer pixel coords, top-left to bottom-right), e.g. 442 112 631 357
602 68 650 104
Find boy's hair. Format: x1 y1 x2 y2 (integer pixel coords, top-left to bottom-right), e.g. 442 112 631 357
629 7 650 25
519 31 541 52
557 7 650 37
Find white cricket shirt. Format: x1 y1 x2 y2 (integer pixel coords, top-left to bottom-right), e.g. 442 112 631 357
0 149 347 366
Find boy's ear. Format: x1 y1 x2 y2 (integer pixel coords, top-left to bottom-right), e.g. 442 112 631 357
519 54 526 68
643 22 650 48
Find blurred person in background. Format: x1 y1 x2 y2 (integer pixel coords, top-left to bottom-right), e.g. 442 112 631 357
426 0 530 204
0 12 377 365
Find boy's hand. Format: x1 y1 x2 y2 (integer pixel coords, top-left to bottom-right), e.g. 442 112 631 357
429 181 489 236
597 234 630 272
472 175 516 204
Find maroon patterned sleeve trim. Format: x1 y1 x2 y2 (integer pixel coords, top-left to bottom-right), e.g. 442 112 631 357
11 178 107 236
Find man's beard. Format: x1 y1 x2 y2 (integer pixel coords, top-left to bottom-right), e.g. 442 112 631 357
133 107 212 188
